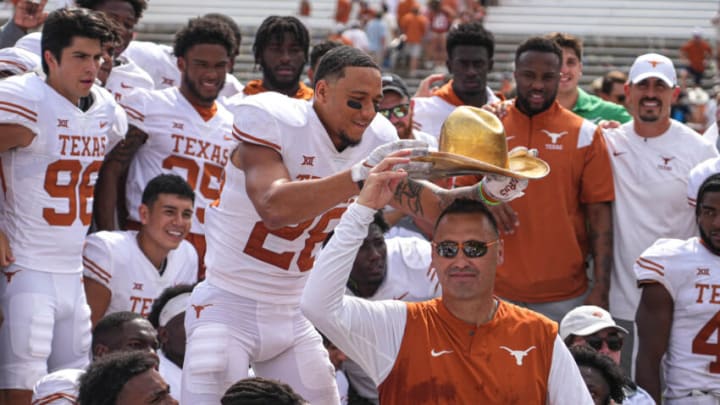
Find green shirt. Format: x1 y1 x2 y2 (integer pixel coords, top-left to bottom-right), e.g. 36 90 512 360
572 88 632 124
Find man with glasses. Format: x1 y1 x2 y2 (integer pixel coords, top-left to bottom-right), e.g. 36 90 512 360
560 306 655 404
302 159 592 403
379 74 437 149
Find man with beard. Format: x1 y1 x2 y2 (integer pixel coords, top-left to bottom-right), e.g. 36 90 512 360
603 53 717 375
236 15 313 100
95 16 238 279
412 22 500 139
492 36 615 324
635 173 720 403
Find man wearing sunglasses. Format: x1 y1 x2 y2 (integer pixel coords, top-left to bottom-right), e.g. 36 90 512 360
379 73 437 149
560 305 654 405
302 159 592 404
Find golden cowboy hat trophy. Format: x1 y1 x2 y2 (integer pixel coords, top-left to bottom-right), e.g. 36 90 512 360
412 106 550 179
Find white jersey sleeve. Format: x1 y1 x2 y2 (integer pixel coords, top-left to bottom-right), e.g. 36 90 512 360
104 56 155 103
122 41 179 89
119 87 151 131
687 157 720 206
547 336 594 404
301 202 407 386
0 73 40 135
83 230 198 317
635 237 720 398
82 231 117 289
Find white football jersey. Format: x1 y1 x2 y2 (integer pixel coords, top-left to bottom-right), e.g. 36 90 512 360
123 40 243 99
205 92 398 305
104 55 154 103
83 230 198 317
121 87 236 234
361 236 439 301
688 157 720 207
604 120 718 320
635 237 720 399
0 74 127 273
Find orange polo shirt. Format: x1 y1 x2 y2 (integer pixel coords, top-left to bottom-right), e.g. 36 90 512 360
495 101 614 302
379 298 557 404
400 12 429 44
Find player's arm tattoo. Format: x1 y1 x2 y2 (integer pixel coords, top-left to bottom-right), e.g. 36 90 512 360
393 179 425 217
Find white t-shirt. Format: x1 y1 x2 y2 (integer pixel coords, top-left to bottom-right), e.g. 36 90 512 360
82 230 198 317
0 74 126 273
302 203 592 404
604 120 718 320
635 237 720 399
204 92 398 305
121 87 236 234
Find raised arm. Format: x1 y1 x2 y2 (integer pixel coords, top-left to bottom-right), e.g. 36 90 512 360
301 156 410 385
236 141 360 230
93 125 147 230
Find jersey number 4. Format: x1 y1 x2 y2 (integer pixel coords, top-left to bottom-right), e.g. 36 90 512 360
692 310 720 374
43 159 101 226
243 207 345 271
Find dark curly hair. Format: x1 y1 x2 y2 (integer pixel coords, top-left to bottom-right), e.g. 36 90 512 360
173 15 238 59
78 350 159 405
221 377 307 405
446 22 495 60
570 345 626 405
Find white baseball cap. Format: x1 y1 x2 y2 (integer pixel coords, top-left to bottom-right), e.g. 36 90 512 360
628 53 677 87
559 305 629 340
32 368 84 404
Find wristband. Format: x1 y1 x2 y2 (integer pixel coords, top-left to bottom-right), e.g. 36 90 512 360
477 183 501 206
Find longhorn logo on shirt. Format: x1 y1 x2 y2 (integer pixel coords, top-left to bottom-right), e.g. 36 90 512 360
161 77 175 86
57 119 68 128
697 267 711 276
192 304 213 319
541 129 566 150
173 122 184 130
500 345 536 365
658 155 675 171
302 155 316 166
2 269 21 283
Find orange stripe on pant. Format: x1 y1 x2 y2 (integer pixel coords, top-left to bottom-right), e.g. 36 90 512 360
124 220 207 280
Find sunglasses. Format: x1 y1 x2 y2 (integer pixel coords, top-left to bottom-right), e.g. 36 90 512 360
585 333 623 351
432 240 499 258
377 103 410 119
